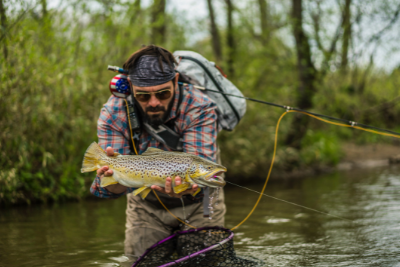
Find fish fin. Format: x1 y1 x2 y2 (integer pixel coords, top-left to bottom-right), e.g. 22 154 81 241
140 188 151 199
173 183 190 194
100 175 118 187
184 173 192 183
81 142 105 173
133 186 149 196
192 188 201 197
142 147 165 156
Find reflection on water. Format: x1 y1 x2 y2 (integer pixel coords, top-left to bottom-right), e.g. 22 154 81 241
227 165 400 266
1 166 400 266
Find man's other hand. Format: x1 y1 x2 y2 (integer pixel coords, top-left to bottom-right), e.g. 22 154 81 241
151 176 198 198
97 146 128 194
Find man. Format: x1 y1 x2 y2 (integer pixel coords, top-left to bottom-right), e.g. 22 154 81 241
90 45 226 257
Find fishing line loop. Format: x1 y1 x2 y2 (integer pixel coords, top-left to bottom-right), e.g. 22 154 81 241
124 86 400 231
151 109 400 231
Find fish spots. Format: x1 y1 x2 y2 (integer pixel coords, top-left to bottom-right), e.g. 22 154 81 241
102 150 225 188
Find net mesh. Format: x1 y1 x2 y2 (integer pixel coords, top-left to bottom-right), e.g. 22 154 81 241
132 227 260 267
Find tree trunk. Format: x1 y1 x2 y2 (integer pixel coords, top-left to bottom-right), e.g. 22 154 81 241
225 0 235 77
151 0 166 45
0 0 7 60
285 0 317 149
134 0 141 11
206 0 222 64
41 0 47 19
130 0 141 24
340 0 352 70
258 0 268 43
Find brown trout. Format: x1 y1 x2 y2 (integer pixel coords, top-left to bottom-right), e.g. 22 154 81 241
81 142 226 199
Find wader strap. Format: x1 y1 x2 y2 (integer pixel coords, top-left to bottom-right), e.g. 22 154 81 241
143 122 183 151
203 187 210 217
176 82 183 115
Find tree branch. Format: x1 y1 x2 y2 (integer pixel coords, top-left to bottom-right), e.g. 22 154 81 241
206 0 223 64
311 1 326 53
352 3 400 63
0 4 33 43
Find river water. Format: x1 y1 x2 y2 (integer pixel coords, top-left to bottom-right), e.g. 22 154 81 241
1 166 400 266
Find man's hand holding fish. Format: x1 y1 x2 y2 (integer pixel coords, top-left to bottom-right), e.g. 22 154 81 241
96 146 200 197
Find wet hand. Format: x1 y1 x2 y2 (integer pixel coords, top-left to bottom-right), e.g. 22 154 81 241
97 146 127 194
96 146 115 176
151 176 198 198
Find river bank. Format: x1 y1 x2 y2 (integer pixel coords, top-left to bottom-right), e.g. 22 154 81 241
338 142 400 169
266 142 400 181
2 142 399 206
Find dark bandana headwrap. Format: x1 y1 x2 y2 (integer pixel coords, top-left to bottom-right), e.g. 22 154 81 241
129 55 176 87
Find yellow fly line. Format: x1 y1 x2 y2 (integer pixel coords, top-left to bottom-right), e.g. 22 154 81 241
127 109 400 231
152 189 198 229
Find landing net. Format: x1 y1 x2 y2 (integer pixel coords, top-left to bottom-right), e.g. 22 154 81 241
131 227 260 267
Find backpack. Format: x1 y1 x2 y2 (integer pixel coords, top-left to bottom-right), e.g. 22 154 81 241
173 51 246 131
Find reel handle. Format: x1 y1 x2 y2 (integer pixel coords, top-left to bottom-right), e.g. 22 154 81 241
108 65 128 74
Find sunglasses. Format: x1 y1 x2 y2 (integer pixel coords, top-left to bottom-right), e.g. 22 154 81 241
134 89 172 102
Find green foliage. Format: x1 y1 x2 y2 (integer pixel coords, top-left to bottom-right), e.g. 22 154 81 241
314 69 400 145
0 2 187 205
300 130 342 166
1 1 399 204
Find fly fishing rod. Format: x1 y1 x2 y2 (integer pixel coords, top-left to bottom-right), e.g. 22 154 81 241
178 82 400 138
108 65 400 137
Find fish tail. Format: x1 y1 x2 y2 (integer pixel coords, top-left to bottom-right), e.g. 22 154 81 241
81 142 106 173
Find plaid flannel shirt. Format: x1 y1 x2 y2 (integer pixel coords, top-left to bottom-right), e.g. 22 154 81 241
90 84 218 200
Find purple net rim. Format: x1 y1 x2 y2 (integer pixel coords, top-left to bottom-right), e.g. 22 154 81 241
131 226 234 267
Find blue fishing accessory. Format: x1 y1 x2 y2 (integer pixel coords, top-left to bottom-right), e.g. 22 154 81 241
107 65 129 74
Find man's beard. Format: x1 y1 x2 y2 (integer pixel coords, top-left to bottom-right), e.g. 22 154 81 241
145 106 168 127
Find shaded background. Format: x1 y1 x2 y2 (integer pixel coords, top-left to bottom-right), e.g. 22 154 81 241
1 0 400 205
